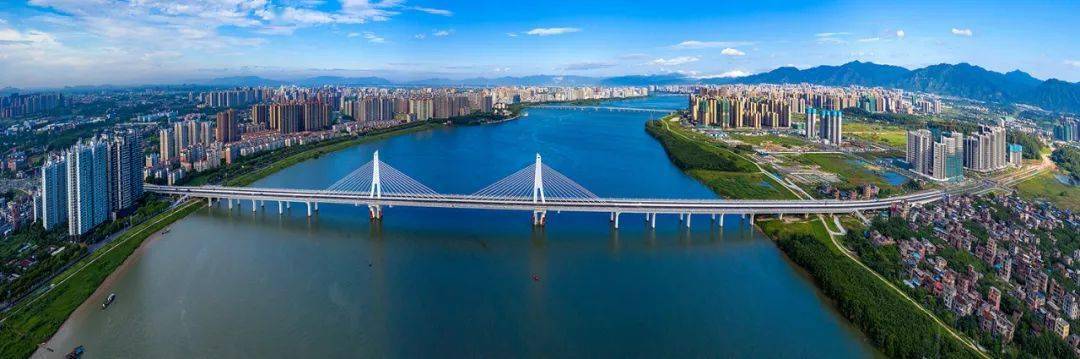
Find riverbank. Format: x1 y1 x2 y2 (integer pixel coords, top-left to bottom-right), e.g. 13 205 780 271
644 118 796 199
1 121 441 358
757 218 981 358
647 118 985 358
0 200 202 358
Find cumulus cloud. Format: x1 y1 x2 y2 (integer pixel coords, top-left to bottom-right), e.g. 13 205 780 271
896 30 906 38
720 48 745 56
649 56 699 66
414 33 426 39
672 40 753 49
506 32 517 37
525 27 580 36
433 29 451 37
561 62 615 71
951 28 973 37
1065 60 1080 68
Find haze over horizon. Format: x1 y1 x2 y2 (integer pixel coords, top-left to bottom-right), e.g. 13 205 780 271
1 0 1078 88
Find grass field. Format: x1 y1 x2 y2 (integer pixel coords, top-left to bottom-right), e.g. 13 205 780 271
688 169 798 200
790 153 902 191
729 133 810 149
844 122 907 148
1015 171 1080 211
646 120 797 199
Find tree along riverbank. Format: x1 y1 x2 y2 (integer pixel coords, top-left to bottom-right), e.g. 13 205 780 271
646 117 983 358
0 121 439 358
644 119 795 200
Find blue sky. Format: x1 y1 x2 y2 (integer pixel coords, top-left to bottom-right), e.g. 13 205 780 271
0 0 1078 87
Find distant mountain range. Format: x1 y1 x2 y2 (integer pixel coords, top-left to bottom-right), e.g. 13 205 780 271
194 61 1080 114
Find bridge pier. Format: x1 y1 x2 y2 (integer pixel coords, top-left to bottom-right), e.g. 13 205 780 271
251 199 257 212
306 202 312 217
207 197 212 207
685 213 691 228
369 205 382 220
718 214 724 227
228 199 233 210
314 202 319 212
613 212 621 229
678 213 684 222
532 211 546 226
278 201 283 215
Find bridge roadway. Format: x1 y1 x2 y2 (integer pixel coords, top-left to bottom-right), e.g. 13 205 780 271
532 105 675 114
145 183 962 227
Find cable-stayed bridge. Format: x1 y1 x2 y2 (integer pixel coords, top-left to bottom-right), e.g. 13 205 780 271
145 152 952 228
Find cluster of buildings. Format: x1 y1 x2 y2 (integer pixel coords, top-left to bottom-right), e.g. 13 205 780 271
688 84 941 129
906 122 1019 181
0 93 65 119
1054 116 1079 143
881 194 1080 348
35 131 144 236
688 85 946 146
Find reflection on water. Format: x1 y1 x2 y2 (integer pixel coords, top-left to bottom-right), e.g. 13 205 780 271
40 95 874 358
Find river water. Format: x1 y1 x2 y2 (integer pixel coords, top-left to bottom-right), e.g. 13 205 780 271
39 95 874 358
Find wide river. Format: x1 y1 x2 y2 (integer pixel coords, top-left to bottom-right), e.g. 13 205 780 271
40 95 874 358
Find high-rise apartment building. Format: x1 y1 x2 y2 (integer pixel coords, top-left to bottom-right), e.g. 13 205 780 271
251 104 270 126
216 109 239 143
908 129 964 181
270 103 303 134
964 124 1007 172
107 131 144 216
805 108 819 139
818 109 843 145
159 127 177 164
66 140 110 236
39 156 68 230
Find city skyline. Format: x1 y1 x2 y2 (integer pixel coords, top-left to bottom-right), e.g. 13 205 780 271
0 0 1079 88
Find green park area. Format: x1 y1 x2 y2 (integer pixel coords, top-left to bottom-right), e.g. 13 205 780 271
844 122 908 148
1015 171 1080 211
729 133 810 149
788 153 909 194
645 119 796 200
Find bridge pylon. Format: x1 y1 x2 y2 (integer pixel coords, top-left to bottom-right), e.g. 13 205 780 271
368 151 383 221
532 153 546 226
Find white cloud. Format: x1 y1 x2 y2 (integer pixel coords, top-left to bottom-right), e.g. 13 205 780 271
506 32 517 37
951 28 973 37
649 56 699 66
361 31 385 43
896 30 905 38
414 33 426 39
696 70 750 79
673 40 753 49
492 67 510 73
347 32 360 38
1065 60 1080 68
525 27 580 36
412 6 452 16
433 29 451 37
720 48 745 56
857 37 881 43
815 32 850 37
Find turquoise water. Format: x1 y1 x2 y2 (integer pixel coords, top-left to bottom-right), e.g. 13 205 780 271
40 95 874 358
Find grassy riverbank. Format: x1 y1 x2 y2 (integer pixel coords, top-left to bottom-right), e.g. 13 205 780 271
644 119 795 200
0 200 202 358
0 121 440 358
1015 171 1080 211
757 219 981 358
